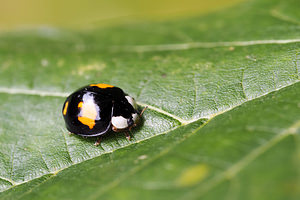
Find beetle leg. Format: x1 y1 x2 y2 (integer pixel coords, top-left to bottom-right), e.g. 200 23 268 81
94 137 102 146
125 132 131 141
129 123 137 132
112 125 117 132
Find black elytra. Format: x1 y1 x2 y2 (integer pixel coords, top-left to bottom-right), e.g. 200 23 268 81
62 83 139 137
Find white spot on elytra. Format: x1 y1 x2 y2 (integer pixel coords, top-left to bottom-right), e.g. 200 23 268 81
125 96 137 109
132 113 139 124
111 116 128 129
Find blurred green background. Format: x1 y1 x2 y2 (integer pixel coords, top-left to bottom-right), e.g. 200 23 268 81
0 0 243 30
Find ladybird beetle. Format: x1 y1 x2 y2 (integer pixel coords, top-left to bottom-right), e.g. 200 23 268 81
62 83 146 145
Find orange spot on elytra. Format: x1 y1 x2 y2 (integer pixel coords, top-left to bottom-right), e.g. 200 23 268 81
77 101 97 129
78 117 95 129
63 101 69 115
90 83 114 89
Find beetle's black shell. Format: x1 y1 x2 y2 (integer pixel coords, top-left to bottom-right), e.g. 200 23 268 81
62 85 136 137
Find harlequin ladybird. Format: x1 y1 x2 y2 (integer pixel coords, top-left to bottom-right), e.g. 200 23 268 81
62 83 146 145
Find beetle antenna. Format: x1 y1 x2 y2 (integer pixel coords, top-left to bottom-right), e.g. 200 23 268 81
140 106 148 117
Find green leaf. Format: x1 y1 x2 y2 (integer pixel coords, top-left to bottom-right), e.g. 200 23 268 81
0 0 300 199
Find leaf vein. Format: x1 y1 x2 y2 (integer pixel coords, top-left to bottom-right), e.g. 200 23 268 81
0 176 15 186
61 132 74 165
270 9 300 26
36 147 51 173
9 144 15 185
109 39 300 52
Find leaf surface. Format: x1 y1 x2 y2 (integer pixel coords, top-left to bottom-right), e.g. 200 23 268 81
0 0 299 199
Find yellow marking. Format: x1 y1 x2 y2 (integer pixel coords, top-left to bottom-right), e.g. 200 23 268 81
90 83 114 89
176 164 209 187
63 101 69 115
77 101 97 129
